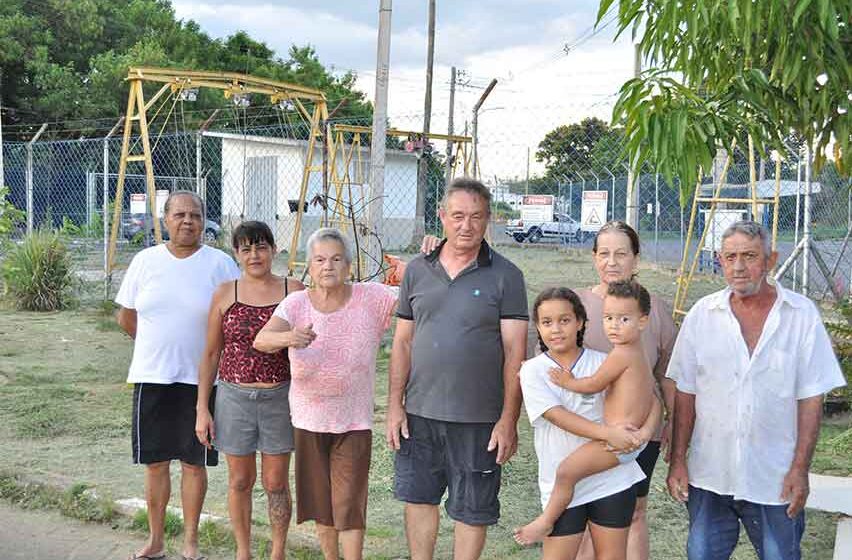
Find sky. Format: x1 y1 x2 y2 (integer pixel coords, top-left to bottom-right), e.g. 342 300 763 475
172 0 637 179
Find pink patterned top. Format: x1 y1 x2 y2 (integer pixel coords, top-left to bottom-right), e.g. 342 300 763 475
272 282 398 433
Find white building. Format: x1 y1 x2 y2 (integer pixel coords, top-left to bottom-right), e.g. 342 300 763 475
204 131 419 251
489 184 524 208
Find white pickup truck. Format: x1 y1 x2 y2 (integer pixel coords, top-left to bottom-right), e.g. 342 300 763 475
505 213 584 243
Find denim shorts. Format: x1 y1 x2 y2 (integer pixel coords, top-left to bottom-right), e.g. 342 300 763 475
686 485 805 560
394 414 501 526
214 381 294 456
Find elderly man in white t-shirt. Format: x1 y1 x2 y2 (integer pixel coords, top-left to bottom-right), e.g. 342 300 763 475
116 191 239 560
666 221 845 560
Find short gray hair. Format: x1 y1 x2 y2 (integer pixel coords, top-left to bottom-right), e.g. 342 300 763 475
721 220 771 256
163 190 206 221
440 176 492 213
306 227 352 264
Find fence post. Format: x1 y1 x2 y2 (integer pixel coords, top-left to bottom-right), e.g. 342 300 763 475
803 144 812 296
25 123 48 234
196 132 203 199
86 172 95 227
103 118 122 300
654 173 660 263
103 138 110 299
793 155 802 290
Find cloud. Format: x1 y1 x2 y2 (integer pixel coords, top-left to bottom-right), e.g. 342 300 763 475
172 1 636 179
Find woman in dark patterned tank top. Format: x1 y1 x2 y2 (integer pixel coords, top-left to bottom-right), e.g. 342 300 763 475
195 221 305 560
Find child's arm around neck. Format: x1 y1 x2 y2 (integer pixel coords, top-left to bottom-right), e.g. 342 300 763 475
550 347 631 395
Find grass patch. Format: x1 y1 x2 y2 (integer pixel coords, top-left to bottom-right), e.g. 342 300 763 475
0 473 114 523
199 518 235 549
131 508 183 538
1 383 85 437
812 422 852 476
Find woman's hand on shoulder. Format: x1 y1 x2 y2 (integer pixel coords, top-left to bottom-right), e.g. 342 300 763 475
420 235 441 254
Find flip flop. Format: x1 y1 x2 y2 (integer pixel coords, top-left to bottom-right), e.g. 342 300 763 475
128 553 166 560
181 556 207 560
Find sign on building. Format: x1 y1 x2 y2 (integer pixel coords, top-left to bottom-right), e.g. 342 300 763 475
130 193 147 215
155 189 169 218
581 190 608 231
520 194 554 223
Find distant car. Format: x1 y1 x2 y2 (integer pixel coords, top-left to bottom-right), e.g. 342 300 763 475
121 213 222 243
505 213 584 243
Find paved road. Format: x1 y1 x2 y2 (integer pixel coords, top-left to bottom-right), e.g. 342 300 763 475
0 501 224 560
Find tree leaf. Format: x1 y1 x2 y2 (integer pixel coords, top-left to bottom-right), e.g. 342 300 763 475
793 0 814 25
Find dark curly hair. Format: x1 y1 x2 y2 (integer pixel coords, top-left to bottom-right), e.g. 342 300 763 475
532 287 588 353
606 279 651 316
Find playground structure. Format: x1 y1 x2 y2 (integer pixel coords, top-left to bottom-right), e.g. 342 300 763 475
323 124 471 276
106 67 329 279
105 67 471 281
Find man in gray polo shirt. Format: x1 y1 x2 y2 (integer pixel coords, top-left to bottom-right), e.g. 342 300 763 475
387 177 529 560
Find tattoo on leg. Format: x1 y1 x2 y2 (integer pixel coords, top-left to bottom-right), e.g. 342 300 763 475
267 488 292 528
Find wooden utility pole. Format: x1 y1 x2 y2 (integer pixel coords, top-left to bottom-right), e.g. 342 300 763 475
412 0 435 245
472 78 497 179
367 0 392 277
445 66 456 186
625 44 642 227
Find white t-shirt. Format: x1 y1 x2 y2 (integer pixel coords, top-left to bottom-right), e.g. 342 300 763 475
115 244 240 385
667 283 846 505
520 350 645 509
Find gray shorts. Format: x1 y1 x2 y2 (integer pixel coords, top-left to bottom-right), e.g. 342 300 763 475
214 380 295 456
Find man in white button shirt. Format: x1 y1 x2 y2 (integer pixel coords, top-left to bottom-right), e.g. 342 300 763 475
665 221 845 560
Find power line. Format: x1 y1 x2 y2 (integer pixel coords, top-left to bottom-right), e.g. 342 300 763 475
505 7 619 79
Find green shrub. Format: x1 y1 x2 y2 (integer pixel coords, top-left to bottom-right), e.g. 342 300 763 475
0 186 24 242
1 229 75 310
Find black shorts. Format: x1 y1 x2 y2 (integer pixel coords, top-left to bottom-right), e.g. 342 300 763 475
550 485 637 537
131 383 218 467
394 414 501 526
633 440 661 498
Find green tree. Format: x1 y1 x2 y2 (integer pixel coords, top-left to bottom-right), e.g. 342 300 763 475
535 117 625 180
599 0 850 196
0 0 372 134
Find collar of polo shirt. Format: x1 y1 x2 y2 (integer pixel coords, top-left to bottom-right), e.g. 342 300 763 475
425 238 493 267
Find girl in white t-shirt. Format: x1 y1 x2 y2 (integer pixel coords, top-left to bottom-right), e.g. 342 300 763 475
515 287 654 560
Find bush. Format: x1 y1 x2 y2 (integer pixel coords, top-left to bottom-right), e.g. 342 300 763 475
0 185 24 243
1 229 75 310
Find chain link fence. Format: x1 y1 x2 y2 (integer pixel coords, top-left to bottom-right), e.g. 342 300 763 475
2 109 850 301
